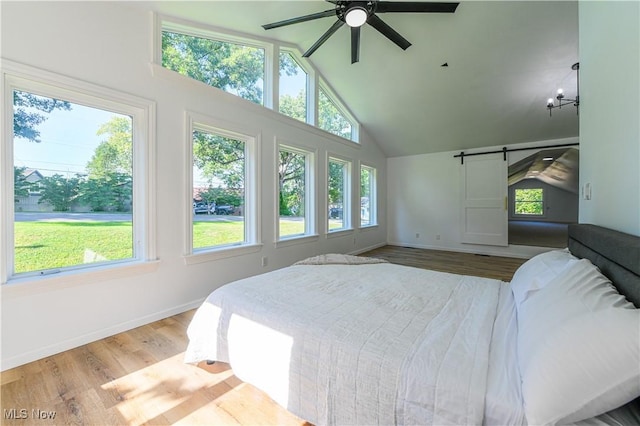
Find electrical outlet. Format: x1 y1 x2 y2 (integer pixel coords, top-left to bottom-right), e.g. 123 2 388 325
261 256 268 267
436 234 441 240
415 233 420 238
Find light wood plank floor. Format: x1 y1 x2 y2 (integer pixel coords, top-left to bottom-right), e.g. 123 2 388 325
1 247 526 426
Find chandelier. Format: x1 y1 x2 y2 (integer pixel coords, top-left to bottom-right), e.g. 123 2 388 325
546 62 579 116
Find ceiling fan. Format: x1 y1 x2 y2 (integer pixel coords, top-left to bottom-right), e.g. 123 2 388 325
262 1 460 64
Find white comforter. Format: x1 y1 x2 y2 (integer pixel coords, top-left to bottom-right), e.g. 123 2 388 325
185 262 505 425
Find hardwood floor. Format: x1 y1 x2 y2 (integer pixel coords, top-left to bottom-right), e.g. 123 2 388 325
361 245 526 282
0 247 526 425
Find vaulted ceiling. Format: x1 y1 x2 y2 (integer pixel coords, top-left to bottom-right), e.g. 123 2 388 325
140 1 579 157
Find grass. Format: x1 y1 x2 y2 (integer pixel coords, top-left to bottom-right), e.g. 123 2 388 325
14 217 343 274
14 221 133 274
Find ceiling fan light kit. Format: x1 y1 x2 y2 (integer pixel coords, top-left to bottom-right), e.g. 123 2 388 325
262 1 460 64
345 7 368 27
546 62 580 116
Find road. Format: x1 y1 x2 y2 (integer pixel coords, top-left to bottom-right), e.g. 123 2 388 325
14 212 245 222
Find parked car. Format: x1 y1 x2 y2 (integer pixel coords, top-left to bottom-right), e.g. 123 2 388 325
329 207 343 219
193 202 214 214
215 205 234 215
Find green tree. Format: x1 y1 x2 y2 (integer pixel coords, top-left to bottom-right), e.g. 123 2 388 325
78 172 132 212
515 188 544 215
38 174 80 211
86 117 133 178
13 91 71 143
318 90 352 139
162 32 266 105
193 131 245 189
280 90 307 122
278 151 305 216
328 161 344 206
14 167 30 201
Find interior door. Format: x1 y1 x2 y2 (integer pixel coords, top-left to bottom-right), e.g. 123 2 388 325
460 153 508 246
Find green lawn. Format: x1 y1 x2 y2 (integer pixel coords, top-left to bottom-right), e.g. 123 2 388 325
14 218 309 274
14 221 134 274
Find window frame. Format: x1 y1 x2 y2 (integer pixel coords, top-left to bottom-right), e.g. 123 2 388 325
359 163 378 228
1 60 157 286
156 15 360 143
275 141 318 247
513 187 546 217
327 154 353 234
184 112 261 264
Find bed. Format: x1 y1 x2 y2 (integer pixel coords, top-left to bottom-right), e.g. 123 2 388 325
184 224 640 425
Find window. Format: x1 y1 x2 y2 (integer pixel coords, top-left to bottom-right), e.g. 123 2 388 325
360 165 377 227
4 65 155 282
162 30 265 105
318 88 353 140
159 21 360 143
514 188 544 215
192 129 245 249
279 52 308 122
278 145 314 240
328 157 351 232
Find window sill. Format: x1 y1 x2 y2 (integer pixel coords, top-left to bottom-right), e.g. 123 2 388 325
359 224 379 231
184 243 263 265
326 228 355 239
274 234 320 248
2 260 161 296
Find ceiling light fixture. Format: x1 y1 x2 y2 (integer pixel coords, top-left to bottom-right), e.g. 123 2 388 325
345 6 368 27
546 62 579 116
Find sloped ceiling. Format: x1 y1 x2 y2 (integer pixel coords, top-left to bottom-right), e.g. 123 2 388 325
508 147 579 193
139 1 579 157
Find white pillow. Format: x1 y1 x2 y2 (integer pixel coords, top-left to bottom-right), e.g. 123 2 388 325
510 248 578 306
516 259 640 425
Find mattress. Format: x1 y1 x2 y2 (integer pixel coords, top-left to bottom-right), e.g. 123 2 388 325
185 261 507 425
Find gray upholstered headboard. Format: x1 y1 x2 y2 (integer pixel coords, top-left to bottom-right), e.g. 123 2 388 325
568 224 640 422
568 223 640 308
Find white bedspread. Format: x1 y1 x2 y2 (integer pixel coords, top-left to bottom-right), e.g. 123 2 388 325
185 262 504 425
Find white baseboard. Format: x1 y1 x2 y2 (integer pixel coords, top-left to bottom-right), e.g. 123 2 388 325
1 299 205 371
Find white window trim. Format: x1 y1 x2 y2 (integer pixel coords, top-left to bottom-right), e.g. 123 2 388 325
275 140 318 247
327 154 353 234
183 111 261 264
359 162 378 228
1 59 157 286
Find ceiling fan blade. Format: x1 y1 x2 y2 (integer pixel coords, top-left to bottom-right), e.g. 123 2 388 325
303 19 345 57
375 2 459 13
351 26 361 64
262 9 336 30
367 14 411 50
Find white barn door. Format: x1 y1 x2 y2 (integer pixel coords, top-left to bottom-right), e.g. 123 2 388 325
460 153 508 246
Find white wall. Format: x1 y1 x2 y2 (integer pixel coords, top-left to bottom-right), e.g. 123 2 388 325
0 2 387 369
578 1 640 236
387 138 579 258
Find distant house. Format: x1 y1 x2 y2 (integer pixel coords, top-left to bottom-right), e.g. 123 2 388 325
14 168 52 212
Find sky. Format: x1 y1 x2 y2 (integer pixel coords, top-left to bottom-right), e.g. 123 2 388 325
14 100 124 178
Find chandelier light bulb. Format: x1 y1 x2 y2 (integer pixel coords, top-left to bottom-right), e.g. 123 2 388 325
547 98 554 107
345 7 368 27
